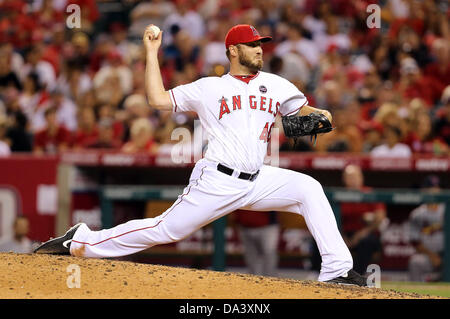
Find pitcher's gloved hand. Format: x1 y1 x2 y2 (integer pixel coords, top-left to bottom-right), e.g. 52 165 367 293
282 112 334 145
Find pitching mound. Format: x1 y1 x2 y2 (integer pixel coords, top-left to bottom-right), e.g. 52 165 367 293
0 253 439 299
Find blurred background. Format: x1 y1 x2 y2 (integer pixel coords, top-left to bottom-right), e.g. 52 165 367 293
0 0 449 295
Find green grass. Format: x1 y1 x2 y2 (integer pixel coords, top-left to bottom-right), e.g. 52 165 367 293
381 281 450 298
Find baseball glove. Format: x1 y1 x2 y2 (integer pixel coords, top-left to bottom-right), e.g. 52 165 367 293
282 112 334 145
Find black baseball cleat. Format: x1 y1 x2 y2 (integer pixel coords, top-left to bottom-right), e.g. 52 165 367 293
34 223 83 255
325 269 368 287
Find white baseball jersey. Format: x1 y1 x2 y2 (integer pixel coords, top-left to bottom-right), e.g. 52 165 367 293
168 71 308 173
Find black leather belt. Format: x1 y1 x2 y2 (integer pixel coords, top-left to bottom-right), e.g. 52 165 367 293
217 163 259 182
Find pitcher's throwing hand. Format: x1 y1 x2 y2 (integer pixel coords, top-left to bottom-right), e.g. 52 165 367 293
143 24 162 52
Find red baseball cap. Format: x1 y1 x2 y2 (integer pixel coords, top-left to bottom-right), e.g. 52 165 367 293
225 24 272 48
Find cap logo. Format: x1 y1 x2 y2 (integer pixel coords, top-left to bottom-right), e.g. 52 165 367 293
250 26 259 36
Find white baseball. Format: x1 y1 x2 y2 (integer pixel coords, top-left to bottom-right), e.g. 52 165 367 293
149 25 160 38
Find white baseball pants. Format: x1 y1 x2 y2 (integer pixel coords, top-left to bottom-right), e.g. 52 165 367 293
70 158 353 281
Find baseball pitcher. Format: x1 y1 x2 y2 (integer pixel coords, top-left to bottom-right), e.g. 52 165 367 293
35 24 367 286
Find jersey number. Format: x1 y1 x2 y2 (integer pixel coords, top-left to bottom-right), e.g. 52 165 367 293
259 122 274 143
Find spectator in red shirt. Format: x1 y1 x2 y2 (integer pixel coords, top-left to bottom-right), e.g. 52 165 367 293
88 35 115 74
85 118 121 150
424 39 450 99
67 32 91 71
72 106 98 149
387 2 425 40
97 103 124 142
41 24 68 77
339 164 387 274
33 105 71 154
121 118 158 154
34 0 65 26
396 56 441 107
405 109 448 155
0 0 37 49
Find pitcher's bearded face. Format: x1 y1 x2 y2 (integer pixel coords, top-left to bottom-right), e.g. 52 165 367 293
236 41 263 72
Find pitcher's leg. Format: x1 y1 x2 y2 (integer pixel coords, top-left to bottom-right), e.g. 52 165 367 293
297 181 353 281
244 166 353 282
70 217 177 257
70 164 251 258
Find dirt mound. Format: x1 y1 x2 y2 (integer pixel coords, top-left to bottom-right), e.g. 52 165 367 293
0 253 439 299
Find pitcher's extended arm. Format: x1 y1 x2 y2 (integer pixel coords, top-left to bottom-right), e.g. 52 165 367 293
143 25 172 111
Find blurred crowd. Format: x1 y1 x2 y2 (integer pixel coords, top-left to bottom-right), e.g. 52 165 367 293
0 0 449 157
